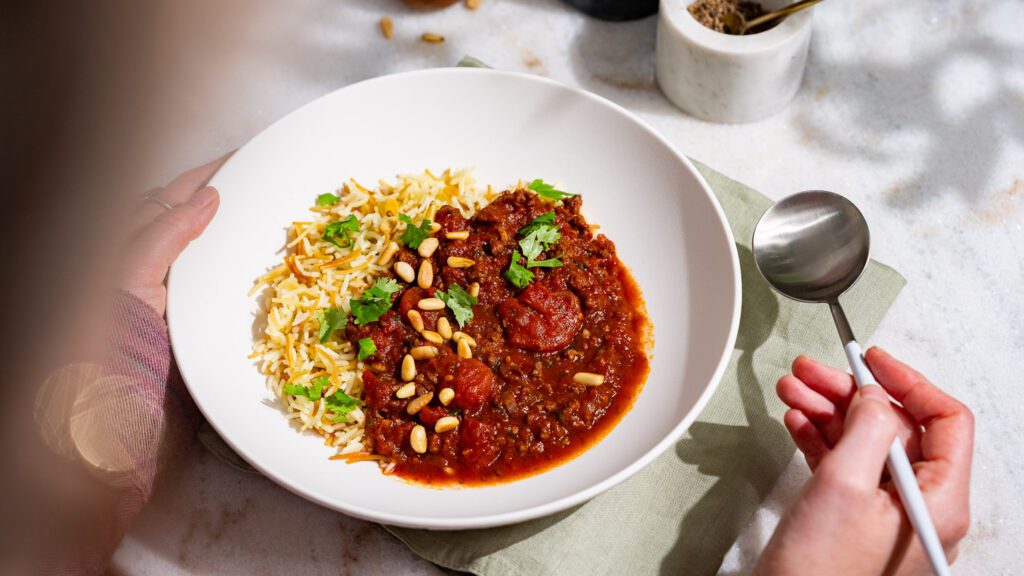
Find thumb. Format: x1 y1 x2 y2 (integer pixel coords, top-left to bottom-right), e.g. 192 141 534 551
122 186 219 311
824 385 898 489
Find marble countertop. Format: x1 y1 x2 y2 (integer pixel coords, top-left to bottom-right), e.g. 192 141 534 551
112 0 1024 573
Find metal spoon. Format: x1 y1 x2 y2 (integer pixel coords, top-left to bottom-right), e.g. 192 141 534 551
722 0 823 35
751 191 951 576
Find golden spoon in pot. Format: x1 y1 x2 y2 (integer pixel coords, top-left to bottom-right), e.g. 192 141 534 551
722 0 823 35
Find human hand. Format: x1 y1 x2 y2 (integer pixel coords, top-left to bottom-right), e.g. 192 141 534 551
754 347 973 576
121 155 229 316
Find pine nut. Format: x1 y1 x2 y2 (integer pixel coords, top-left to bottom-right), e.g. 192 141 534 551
418 237 439 258
445 231 470 240
417 297 445 311
457 337 473 359
410 345 438 360
378 241 399 265
417 259 434 289
410 425 427 453
421 32 445 44
407 392 433 415
394 261 415 283
573 372 605 387
447 256 475 268
407 309 425 332
401 354 417 382
453 332 477 347
438 387 455 406
396 382 416 399
421 330 444 345
379 16 394 39
437 317 453 340
469 282 480 298
435 416 459 433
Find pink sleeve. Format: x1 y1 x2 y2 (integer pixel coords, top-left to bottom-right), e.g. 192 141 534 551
50 292 201 575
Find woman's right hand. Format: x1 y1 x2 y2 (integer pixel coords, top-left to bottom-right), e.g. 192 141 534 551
754 347 974 576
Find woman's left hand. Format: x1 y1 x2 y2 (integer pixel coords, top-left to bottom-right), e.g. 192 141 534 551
121 155 229 315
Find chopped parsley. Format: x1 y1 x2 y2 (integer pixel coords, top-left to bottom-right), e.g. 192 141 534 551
518 211 556 237
505 251 535 289
505 213 564 288
527 179 575 201
325 389 361 422
398 213 434 249
317 307 348 342
283 375 328 401
322 215 360 248
349 278 402 325
316 192 340 206
519 224 561 263
436 285 478 328
526 257 563 268
357 338 376 361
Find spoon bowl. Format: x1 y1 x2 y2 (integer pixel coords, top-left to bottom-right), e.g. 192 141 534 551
751 190 869 303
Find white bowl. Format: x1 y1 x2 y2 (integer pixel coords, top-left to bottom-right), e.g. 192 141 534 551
167 69 740 529
657 0 814 123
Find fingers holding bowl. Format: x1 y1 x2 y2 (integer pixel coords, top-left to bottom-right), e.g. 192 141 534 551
136 153 231 229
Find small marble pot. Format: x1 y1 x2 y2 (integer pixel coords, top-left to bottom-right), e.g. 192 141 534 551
656 1 814 123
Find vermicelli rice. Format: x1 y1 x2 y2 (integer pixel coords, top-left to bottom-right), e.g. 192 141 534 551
249 168 494 461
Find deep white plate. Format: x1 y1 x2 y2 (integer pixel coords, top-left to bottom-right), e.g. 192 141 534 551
168 68 740 529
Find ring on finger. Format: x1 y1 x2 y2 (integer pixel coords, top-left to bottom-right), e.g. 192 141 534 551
142 192 175 212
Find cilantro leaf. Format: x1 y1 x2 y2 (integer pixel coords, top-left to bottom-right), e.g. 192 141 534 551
283 375 328 401
436 285 478 328
519 225 561 262
527 257 563 268
350 278 402 325
505 251 535 289
527 179 574 201
317 307 348 342
325 389 361 421
316 192 340 206
357 338 376 361
323 215 360 248
398 213 434 249
518 211 556 237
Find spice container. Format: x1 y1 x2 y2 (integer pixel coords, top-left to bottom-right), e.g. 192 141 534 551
656 0 813 123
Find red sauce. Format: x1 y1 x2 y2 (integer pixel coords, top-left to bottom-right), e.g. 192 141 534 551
347 189 650 485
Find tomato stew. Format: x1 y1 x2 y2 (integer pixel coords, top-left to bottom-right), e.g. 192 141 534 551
347 189 650 484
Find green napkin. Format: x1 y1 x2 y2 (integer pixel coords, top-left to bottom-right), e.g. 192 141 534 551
383 161 906 576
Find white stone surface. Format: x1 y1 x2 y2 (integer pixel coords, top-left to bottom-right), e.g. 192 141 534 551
112 0 1024 574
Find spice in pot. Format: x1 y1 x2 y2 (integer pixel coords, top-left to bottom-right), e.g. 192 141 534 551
688 0 774 34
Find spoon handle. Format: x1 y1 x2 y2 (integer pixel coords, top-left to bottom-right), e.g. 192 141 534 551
843 341 951 576
742 0 822 33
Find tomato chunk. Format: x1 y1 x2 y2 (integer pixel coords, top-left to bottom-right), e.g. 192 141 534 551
453 358 495 411
496 283 582 352
418 405 447 427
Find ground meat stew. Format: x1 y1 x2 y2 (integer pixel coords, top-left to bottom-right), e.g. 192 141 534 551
347 188 650 484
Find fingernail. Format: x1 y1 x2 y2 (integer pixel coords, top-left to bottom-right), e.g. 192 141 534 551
857 385 888 402
190 186 218 209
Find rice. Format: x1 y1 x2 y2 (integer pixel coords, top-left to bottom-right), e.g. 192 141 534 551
249 168 494 457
